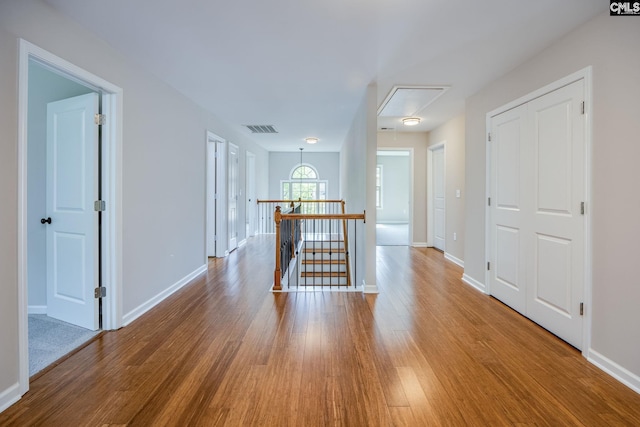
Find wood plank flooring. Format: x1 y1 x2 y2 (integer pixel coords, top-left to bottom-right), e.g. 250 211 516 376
2 236 640 426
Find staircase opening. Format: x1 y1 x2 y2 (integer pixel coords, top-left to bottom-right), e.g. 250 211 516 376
258 200 365 291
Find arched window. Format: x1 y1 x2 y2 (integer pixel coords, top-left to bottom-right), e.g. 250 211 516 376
291 165 317 180
281 163 327 208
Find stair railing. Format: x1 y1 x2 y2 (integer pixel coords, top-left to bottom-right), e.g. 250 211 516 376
273 203 365 291
273 203 301 290
257 199 343 234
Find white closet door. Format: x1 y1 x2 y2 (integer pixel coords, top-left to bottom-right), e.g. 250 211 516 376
489 104 528 315
526 80 585 349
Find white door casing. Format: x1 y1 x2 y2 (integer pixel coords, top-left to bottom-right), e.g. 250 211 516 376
46 93 99 331
206 132 228 257
206 136 216 257
488 78 586 349
246 151 256 237
228 142 239 251
19 39 123 398
432 146 446 251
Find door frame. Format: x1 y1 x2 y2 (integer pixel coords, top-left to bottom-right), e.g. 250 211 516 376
17 40 123 394
245 151 256 238
427 142 446 249
206 131 228 257
376 148 414 246
227 142 239 252
484 66 593 357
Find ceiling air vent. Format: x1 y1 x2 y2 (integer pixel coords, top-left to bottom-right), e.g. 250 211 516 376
244 125 278 134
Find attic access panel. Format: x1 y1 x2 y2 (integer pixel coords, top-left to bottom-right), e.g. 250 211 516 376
377 85 449 117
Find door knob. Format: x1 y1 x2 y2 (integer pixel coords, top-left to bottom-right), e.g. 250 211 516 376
41 217 52 224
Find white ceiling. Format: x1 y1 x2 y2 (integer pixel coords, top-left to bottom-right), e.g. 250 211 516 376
44 0 605 152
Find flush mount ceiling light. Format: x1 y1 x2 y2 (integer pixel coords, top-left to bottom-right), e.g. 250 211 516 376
402 117 421 126
305 137 319 144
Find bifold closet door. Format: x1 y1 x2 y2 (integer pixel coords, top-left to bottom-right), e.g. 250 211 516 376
489 79 586 349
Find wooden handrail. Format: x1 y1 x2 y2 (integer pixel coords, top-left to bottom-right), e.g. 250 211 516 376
279 213 365 221
258 199 344 204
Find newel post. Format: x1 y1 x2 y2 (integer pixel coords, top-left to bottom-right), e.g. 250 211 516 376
273 206 282 291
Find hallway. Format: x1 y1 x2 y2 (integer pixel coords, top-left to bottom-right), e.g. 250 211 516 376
2 236 639 425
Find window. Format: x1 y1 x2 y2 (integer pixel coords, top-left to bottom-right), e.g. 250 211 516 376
291 165 317 180
376 165 383 209
281 164 328 213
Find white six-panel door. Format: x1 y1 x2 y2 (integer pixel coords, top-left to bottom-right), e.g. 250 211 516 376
46 93 99 331
489 80 585 349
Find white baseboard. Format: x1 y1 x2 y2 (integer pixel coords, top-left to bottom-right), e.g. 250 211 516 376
238 239 247 248
444 253 464 268
462 273 487 294
363 280 379 294
28 305 47 315
0 382 20 414
412 242 428 248
122 264 207 326
377 221 409 225
588 349 640 394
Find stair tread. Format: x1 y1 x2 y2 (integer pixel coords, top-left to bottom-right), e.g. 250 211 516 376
302 259 346 264
297 284 352 287
301 271 347 277
303 248 346 253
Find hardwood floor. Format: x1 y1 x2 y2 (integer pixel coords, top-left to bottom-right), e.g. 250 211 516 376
2 236 640 426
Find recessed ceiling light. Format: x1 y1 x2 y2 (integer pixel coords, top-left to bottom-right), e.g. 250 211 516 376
305 137 319 144
402 117 421 126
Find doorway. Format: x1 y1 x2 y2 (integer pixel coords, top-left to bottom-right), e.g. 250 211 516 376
228 143 239 252
206 132 227 258
18 40 122 394
375 149 412 246
246 151 256 238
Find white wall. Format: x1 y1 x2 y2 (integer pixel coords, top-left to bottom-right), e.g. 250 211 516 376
428 114 465 262
377 132 429 245
0 0 269 407
0 22 19 410
464 13 640 383
376 154 410 223
27 61 94 309
340 84 377 293
268 152 340 200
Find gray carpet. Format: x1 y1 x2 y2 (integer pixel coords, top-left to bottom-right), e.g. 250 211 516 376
29 314 100 376
376 223 409 246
